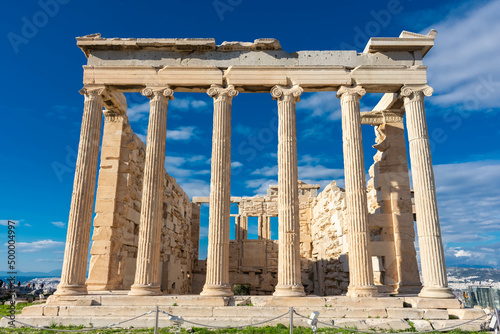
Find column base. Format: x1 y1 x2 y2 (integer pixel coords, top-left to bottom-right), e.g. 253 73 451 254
200 284 233 297
418 286 455 299
395 284 423 295
273 284 305 297
347 285 379 297
54 284 87 296
128 284 161 296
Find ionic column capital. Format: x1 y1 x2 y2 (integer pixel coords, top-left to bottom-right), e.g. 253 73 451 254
103 109 127 121
207 84 238 102
400 85 433 102
141 86 174 101
79 85 107 101
337 85 366 100
271 84 303 102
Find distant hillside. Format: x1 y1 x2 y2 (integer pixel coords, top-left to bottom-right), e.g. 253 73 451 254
0 269 61 277
448 267 500 282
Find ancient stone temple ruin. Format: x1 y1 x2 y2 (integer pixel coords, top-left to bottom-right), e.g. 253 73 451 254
51 31 453 298
14 29 495 329
53 30 454 302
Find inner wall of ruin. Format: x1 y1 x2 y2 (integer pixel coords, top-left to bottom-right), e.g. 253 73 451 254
84 110 422 295
86 112 200 293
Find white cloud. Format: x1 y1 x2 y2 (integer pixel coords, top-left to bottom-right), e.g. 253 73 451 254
0 220 19 226
234 124 253 136
298 165 344 180
127 96 209 123
193 170 210 175
167 126 196 141
164 155 211 198
178 179 210 197
170 97 209 111
297 92 342 121
453 249 472 258
424 0 500 111
51 221 66 228
252 165 278 177
165 155 210 179
445 246 499 267
166 156 189 168
299 154 322 164
231 161 243 168
127 101 150 122
199 226 209 238
246 179 277 195
248 160 345 194
431 160 500 267
10 240 65 253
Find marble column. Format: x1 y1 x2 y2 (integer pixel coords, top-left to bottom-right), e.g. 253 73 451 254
337 86 378 297
201 84 237 296
129 86 173 296
401 84 454 299
55 85 105 295
271 84 305 297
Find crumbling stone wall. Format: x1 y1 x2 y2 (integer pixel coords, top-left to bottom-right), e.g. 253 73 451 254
366 122 421 293
87 113 419 296
87 113 198 293
192 182 319 295
310 181 350 295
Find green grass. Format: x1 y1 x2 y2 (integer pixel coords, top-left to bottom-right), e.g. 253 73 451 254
0 326 493 334
0 302 36 316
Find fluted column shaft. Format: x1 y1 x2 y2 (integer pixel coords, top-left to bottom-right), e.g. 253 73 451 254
129 86 173 296
56 86 105 295
338 86 378 297
272 85 305 297
201 85 238 296
401 85 454 299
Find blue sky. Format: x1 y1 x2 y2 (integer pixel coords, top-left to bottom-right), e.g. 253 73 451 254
1 0 499 274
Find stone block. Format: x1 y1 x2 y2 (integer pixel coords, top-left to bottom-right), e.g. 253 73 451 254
430 320 489 332
100 145 122 159
333 319 411 331
46 295 100 306
43 306 60 316
95 184 118 198
266 297 326 307
89 240 113 255
340 308 387 318
21 305 44 316
423 309 449 320
94 199 116 214
404 297 461 309
365 319 412 331
447 308 486 320
387 308 424 319
126 208 141 224
164 306 213 317
212 306 288 318
324 297 404 308
411 319 434 331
